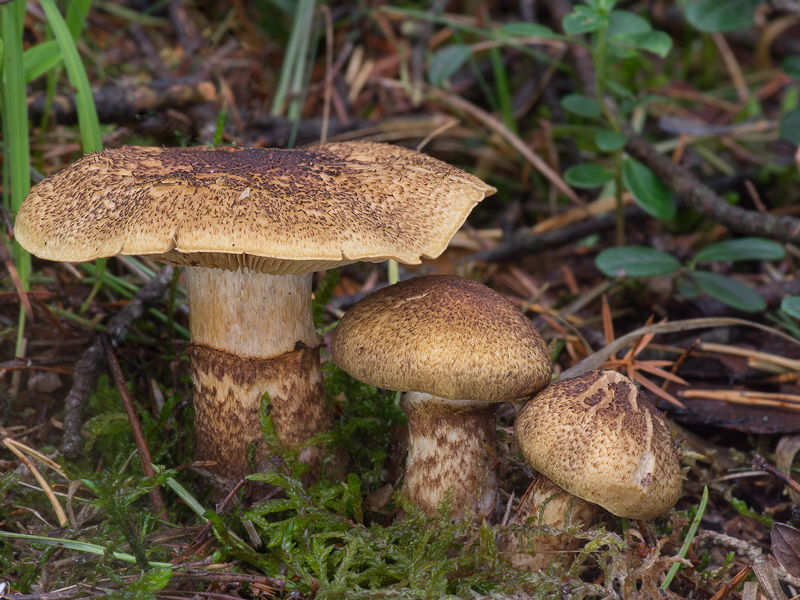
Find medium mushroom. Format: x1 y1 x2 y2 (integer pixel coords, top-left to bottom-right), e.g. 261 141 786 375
331 274 552 520
14 142 495 487
502 369 682 569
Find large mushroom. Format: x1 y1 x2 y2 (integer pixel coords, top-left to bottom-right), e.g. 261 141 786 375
14 142 495 487
501 370 682 569
331 274 552 519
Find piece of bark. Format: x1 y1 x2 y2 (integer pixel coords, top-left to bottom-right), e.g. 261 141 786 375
60 265 174 458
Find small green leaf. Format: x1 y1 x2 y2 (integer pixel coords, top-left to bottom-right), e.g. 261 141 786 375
780 109 800 145
23 40 62 82
690 271 766 312
782 297 800 319
40 0 102 153
428 44 472 87
607 10 651 35
695 238 785 263
685 0 763 33
561 94 601 118
596 247 681 278
611 31 673 58
730 497 774 527
595 130 628 152
562 5 608 35
782 56 800 79
676 278 701 300
106 568 172 600
622 159 676 220
500 22 559 39
564 164 614 188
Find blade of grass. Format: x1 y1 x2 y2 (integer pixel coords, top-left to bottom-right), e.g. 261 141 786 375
271 0 316 121
39 0 101 153
153 464 255 553
78 263 190 339
0 531 172 568
286 0 315 123
2 438 67 526
661 486 708 590
39 0 106 314
489 46 515 134
2 0 32 368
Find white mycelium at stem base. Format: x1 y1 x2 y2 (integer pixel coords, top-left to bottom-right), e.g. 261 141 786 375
184 267 331 481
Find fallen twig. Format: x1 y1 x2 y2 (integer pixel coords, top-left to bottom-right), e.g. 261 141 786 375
28 78 216 126
467 205 643 263
624 131 800 245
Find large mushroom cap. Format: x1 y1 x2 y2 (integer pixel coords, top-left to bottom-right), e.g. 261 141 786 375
515 370 682 520
331 275 552 402
14 142 495 275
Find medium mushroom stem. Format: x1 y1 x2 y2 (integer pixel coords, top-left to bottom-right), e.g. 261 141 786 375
401 391 499 520
499 476 600 571
184 266 333 484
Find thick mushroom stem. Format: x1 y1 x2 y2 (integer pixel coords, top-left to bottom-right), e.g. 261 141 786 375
499 476 600 571
401 391 499 520
184 266 333 483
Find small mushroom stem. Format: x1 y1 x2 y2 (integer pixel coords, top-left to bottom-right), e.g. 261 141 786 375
401 391 499 520
184 266 333 485
499 476 600 571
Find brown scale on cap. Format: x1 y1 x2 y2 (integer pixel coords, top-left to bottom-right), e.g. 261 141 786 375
515 370 682 520
15 143 493 272
332 275 552 519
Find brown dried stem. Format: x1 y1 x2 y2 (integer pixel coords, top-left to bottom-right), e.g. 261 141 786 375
101 334 168 522
752 453 800 496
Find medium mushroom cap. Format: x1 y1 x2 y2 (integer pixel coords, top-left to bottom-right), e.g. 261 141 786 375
515 370 682 520
14 142 495 274
331 275 552 402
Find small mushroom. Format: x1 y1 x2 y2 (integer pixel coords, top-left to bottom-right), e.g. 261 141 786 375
331 274 552 519
14 143 495 487
499 476 599 571
502 370 682 569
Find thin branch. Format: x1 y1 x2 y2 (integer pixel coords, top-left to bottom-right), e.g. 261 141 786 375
624 131 800 245
101 334 168 522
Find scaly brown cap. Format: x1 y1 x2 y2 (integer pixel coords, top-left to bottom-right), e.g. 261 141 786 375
14 142 495 275
331 275 552 402
515 370 682 519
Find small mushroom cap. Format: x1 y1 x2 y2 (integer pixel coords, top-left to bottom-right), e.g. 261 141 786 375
331 275 552 402
14 142 495 275
515 370 682 519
